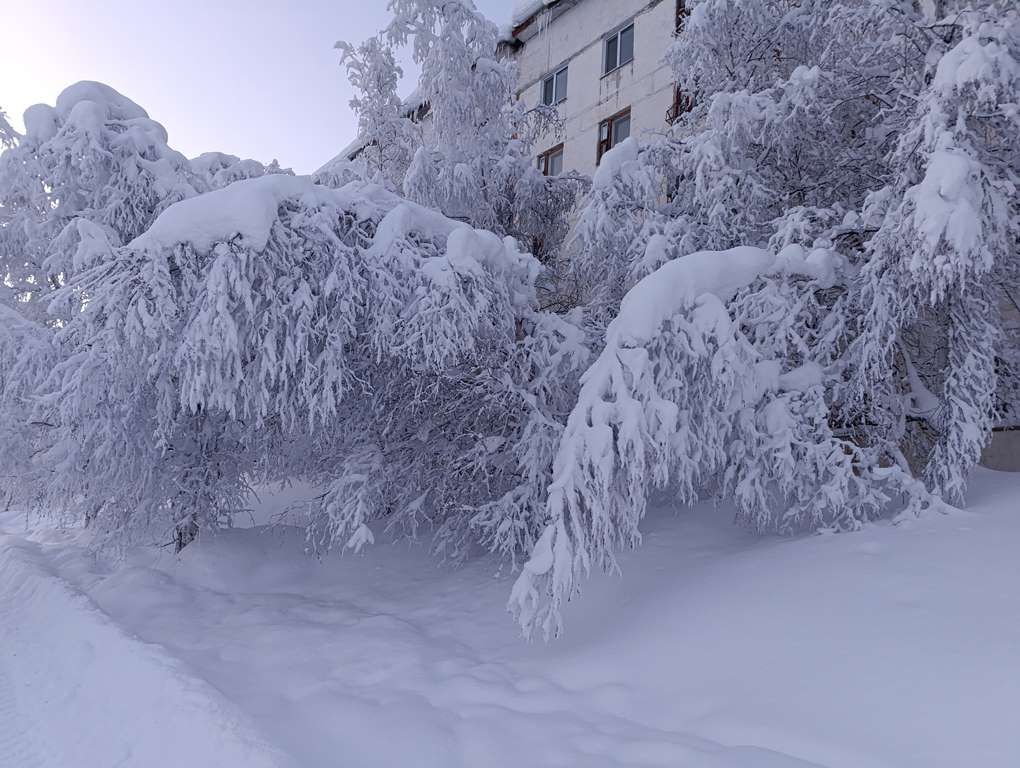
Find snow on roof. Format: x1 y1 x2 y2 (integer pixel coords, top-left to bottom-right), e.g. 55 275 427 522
317 88 427 173
511 0 559 28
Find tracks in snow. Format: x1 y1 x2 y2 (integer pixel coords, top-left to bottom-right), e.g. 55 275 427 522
0 531 291 768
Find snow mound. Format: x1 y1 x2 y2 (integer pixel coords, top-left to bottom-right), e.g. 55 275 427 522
5 469 1019 766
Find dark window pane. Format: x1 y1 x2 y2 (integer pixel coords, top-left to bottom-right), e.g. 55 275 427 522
555 68 568 103
604 34 618 73
549 150 563 176
542 76 554 105
613 114 631 145
619 24 634 65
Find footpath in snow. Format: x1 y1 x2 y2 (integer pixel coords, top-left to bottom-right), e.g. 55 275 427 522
0 532 288 768
2 468 1019 768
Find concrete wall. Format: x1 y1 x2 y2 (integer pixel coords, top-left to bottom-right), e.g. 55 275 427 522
982 430 1020 472
512 0 676 178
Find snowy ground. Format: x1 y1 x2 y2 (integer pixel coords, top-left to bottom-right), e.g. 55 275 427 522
2 468 1019 768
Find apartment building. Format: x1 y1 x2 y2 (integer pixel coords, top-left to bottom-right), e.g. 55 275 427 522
325 0 686 178
507 0 685 178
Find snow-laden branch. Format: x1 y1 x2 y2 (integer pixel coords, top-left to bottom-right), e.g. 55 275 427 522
511 242 899 639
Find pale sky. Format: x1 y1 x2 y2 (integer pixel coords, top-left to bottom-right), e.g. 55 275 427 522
1 0 511 173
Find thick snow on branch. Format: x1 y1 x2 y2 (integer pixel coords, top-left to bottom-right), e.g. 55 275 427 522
130 175 337 254
0 106 17 148
608 246 774 344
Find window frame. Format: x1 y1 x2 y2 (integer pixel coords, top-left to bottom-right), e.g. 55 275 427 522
541 64 569 107
674 0 690 35
602 22 635 75
666 84 694 124
596 108 631 165
537 143 565 176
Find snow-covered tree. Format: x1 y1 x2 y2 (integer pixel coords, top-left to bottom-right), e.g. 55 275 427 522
39 171 587 555
850 5 1020 502
661 0 930 255
0 84 196 509
0 106 16 149
0 82 202 323
311 155 372 190
566 138 670 323
510 0 1018 637
306 302 589 564
334 35 420 191
510 240 932 638
383 0 586 263
190 151 292 190
0 302 56 510
0 83 294 521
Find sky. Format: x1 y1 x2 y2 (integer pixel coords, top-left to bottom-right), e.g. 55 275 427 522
1 0 511 173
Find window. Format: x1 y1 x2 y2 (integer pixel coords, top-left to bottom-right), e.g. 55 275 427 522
675 0 689 34
603 23 634 75
596 109 631 164
666 85 694 124
537 144 564 176
541 65 568 106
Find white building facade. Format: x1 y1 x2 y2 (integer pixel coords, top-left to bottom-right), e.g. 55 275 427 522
326 0 686 180
506 0 685 178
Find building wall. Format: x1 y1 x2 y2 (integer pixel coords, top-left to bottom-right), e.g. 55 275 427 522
512 0 676 178
981 430 1020 472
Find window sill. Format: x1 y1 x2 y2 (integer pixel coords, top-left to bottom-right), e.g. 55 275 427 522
601 58 634 79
